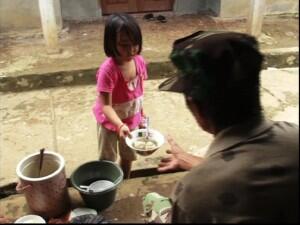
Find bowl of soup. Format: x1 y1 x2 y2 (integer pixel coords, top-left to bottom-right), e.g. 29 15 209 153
126 128 165 156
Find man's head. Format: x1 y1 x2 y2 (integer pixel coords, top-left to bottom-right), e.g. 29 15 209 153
159 31 264 132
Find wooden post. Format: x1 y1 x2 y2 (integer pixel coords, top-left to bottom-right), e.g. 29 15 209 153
38 0 61 54
247 0 266 37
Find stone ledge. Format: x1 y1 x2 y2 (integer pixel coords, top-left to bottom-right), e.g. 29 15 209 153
262 47 299 69
0 48 298 93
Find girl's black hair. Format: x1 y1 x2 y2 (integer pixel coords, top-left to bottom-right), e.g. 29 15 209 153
104 13 142 57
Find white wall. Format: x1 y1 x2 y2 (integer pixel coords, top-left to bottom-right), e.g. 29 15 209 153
174 0 207 15
61 0 102 21
0 0 41 31
207 0 299 18
0 0 298 32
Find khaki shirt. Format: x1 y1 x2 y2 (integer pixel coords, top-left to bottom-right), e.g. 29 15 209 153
171 118 299 223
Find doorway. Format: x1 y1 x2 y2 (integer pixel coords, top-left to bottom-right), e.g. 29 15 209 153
100 0 175 15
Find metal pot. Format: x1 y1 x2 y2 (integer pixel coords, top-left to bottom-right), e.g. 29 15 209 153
16 151 70 219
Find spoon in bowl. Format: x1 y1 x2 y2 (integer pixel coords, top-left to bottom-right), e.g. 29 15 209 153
38 148 45 177
144 117 150 150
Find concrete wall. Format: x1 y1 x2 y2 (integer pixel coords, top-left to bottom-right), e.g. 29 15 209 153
265 0 299 15
0 0 101 32
206 0 221 16
176 0 299 18
0 0 41 31
0 0 62 32
207 0 299 18
0 0 298 32
174 0 207 15
61 0 102 21
219 0 249 18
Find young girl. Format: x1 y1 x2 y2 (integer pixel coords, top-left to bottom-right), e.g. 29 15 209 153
93 13 148 179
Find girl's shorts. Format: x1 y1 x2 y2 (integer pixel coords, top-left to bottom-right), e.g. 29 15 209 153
97 124 137 162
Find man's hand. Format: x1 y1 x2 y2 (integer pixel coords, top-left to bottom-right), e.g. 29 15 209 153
158 135 204 172
0 216 12 224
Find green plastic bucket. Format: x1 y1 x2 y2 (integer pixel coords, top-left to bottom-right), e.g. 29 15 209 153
70 160 123 211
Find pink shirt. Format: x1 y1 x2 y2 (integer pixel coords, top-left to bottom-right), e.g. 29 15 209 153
92 55 148 132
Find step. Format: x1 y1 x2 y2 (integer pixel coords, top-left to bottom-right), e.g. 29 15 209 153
0 48 298 92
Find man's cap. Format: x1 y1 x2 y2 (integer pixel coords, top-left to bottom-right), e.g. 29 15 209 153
159 30 263 101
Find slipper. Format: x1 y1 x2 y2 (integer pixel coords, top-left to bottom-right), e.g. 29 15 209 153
156 15 167 23
143 13 155 21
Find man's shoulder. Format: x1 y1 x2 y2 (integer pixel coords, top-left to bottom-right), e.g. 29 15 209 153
270 120 299 148
272 120 299 133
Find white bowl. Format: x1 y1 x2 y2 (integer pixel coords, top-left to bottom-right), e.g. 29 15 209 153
14 215 46 223
126 128 165 156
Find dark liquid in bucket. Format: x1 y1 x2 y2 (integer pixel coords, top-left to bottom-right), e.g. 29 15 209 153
22 159 59 178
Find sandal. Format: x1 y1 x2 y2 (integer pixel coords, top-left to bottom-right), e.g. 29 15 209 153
156 15 167 23
143 13 155 21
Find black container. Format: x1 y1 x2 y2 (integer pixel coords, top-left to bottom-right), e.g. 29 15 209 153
70 160 123 211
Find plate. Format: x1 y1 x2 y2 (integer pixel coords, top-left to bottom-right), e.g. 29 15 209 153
14 215 46 224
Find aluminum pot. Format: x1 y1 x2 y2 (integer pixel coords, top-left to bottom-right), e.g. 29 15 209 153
16 151 70 219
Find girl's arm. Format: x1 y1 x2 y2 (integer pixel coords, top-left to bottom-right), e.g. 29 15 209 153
99 91 131 138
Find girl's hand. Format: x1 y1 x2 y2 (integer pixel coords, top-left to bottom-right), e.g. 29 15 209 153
139 122 146 129
118 123 132 139
139 116 147 129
